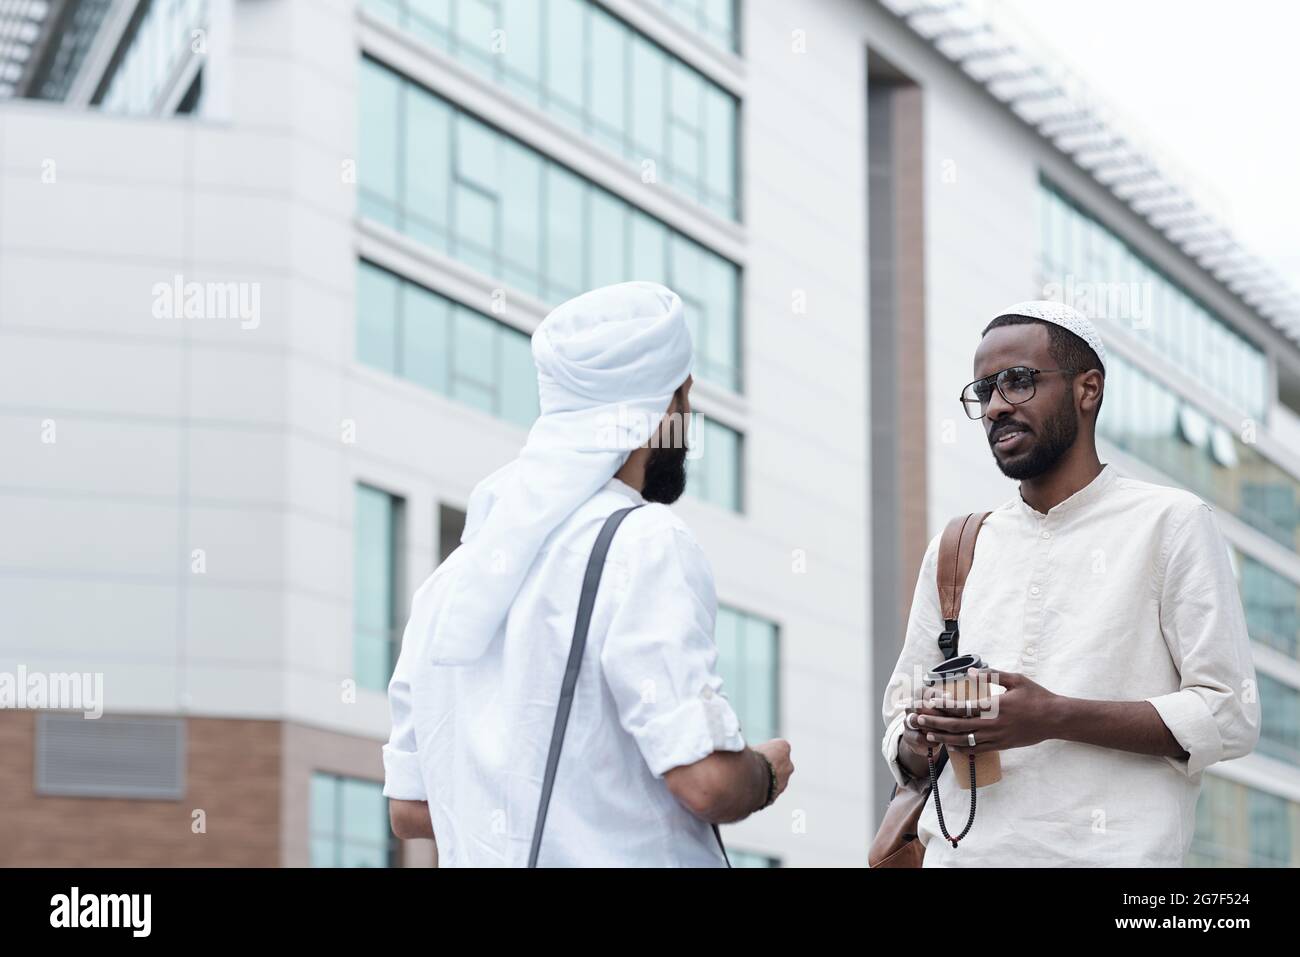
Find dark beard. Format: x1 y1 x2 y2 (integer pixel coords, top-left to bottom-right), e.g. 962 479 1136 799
992 391 1078 480
641 443 689 504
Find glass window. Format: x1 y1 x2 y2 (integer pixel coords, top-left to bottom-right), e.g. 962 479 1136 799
729 849 780 867
668 62 704 186
458 0 497 66
631 215 668 284
1258 673 1300 765
630 37 667 161
714 605 778 743
499 330 541 428
651 0 739 53
1100 354 1300 553
360 58 742 391
405 0 452 50
452 114 500 274
500 0 542 102
354 484 401 692
451 306 499 414
500 140 543 289
545 0 586 121
701 255 739 388
357 261 537 428
310 772 396 867
366 1 739 218
544 164 587 302
1189 774 1300 867
401 283 451 394
588 191 628 290
589 8 628 152
687 417 742 511
1247 787 1294 867
453 182 498 277
703 85 737 216
455 113 499 193
403 90 452 250
357 262 399 373
1038 178 1266 420
1188 775 1249 866
359 59 402 228
100 0 210 115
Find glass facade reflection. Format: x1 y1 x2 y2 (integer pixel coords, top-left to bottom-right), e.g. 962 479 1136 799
359 56 741 392
1258 672 1300 766
309 772 396 867
100 0 207 114
651 0 739 53
362 0 739 219
357 260 540 429
34 0 115 102
1039 179 1268 421
354 484 401 693
1240 551 1300 663
1188 774 1300 867
730 849 781 867
714 605 777 743
685 417 743 511
1099 353 1299 553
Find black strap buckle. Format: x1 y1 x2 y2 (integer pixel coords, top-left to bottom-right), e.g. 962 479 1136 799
938 618 960 659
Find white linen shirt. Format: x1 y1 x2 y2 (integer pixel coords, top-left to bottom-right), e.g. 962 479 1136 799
383 478 746 867
881 465 1260 867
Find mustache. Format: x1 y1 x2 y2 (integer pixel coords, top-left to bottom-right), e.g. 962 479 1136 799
988 420 1032 444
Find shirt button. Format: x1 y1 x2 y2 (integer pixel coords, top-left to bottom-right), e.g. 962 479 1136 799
1030 585 1041 596
701 686 715 701
1041 530 1051 540
1026 645 1036 655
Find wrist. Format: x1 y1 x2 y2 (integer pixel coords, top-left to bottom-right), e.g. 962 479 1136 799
1046 693 1078 742
894 730 918 780
751 749 776 810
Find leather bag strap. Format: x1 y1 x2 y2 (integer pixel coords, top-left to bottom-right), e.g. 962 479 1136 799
935 511 992 659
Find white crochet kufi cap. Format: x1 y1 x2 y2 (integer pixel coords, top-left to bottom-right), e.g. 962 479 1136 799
993 300 1106 370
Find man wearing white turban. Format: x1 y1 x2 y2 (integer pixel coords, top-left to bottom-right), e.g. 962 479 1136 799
382 281 793 866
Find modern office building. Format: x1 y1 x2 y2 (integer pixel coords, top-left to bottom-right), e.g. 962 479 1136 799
0 0 1295 867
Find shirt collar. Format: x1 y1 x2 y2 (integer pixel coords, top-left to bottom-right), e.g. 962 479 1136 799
1015 463 1117 520
605 477 646 505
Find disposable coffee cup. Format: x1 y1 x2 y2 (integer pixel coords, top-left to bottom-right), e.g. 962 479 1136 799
923 655 1003 790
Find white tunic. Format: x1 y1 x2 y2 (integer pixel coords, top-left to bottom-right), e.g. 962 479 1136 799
383 479 746 867
882 465 1260 867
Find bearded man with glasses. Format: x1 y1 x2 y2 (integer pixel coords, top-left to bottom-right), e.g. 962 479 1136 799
879 300 1260 867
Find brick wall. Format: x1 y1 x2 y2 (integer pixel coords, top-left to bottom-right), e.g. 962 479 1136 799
0 711 280 867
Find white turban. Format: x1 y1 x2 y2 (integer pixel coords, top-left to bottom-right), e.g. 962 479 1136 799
424 281 693 665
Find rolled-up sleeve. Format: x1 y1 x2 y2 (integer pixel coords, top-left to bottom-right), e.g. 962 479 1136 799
881 532 944 789
382 610 427 801
1148 503 1261 777
600 518 746 778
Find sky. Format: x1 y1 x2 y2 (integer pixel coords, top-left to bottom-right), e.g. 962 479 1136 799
986 0 1300 295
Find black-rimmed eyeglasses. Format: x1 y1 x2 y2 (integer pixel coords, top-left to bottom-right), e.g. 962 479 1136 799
960 366 1079 420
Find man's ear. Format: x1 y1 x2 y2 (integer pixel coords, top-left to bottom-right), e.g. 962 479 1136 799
675 385 688 413
1078 370 1103 414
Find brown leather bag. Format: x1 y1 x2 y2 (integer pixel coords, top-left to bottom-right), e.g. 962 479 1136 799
868 511 991 868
